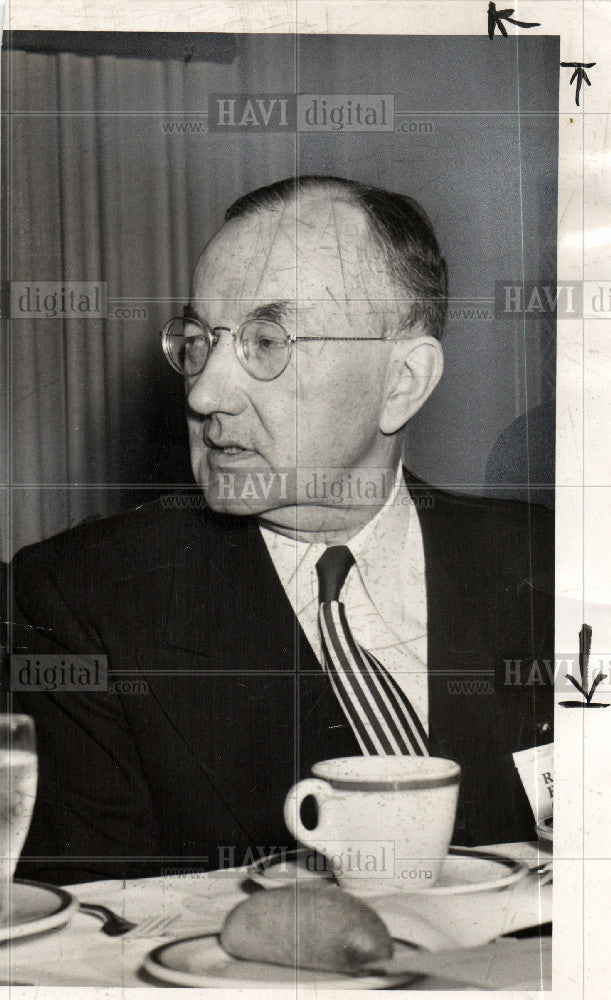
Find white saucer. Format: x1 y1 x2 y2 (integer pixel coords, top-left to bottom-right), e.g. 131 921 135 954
143 932 420 989
249 847 527 896
0 880 77 942
536 817 553 843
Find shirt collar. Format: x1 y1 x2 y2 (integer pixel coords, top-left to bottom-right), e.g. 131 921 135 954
260 464 413 610
345 463 409 565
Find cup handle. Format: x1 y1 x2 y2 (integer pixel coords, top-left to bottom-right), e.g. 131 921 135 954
283 777 331 848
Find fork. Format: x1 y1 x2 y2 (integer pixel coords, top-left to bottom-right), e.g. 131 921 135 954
79 902 180 938
529 861 553 885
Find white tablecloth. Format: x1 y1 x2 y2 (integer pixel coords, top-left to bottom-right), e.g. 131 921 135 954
1 842 552 989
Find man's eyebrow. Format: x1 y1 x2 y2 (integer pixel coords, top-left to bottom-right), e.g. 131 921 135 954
246 301 294 323
184 301 294 326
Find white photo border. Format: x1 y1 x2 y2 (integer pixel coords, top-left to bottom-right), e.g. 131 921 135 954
4 3 610 999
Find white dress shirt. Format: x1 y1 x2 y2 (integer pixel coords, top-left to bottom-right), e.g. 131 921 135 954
259 466 429 732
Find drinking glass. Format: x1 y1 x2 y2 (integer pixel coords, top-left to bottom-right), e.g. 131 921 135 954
0 715 37 918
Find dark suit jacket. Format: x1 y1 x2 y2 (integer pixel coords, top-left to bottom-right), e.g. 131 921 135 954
6 470 553 884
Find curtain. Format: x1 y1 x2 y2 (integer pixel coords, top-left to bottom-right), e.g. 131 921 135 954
5 37 300 557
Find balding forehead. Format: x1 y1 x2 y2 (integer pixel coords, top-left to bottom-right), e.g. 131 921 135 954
192 193 403 329
247 193 375 259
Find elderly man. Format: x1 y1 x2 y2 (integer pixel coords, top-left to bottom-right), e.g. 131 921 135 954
10 176 553 885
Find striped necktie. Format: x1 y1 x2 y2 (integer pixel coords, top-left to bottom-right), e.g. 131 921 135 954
316 545 428 756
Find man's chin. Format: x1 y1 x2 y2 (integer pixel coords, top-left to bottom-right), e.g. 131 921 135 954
198 466 293 518
202 493 270 517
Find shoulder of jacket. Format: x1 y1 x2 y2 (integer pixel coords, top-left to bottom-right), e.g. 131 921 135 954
405 466 553 529
11 494 238 586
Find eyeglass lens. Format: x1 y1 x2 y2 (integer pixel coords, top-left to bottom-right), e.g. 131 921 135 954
167 317 290 380
239 320 289 379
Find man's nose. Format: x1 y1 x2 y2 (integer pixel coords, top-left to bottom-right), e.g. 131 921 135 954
186 332 244 415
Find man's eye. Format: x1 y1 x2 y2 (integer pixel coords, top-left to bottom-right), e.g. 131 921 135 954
184 336 207 357
256 335 283 351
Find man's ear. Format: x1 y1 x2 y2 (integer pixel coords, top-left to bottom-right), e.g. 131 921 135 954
379 334 444 434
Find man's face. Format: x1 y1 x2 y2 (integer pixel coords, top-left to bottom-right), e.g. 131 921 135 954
186 194 404 532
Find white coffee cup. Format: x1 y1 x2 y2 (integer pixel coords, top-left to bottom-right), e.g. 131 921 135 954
284 756 460 894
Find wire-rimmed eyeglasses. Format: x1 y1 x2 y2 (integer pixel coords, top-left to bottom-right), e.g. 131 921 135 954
161 314 396 382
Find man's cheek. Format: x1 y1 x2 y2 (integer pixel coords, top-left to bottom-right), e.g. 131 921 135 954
187 420 199 445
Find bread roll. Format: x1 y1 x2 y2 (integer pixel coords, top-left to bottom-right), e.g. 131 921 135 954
220 885 393 973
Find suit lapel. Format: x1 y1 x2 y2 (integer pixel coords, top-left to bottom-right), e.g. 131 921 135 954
161 510 296 663
156 505 358 768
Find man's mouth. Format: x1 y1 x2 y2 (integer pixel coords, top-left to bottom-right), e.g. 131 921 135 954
205 439 257 461
204 435 246 452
